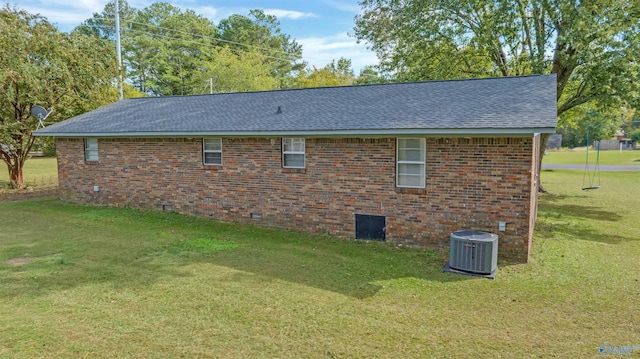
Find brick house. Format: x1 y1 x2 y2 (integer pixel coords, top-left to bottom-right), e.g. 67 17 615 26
34 75 557 262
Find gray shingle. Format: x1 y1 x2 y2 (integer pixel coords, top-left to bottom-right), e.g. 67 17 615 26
34 75 557 136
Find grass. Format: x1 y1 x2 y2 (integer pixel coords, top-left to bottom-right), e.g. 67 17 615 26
0 157 58 188
544 148 640 166
1 168 639 357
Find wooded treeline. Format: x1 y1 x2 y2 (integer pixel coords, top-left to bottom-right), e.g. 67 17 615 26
75 1 382 96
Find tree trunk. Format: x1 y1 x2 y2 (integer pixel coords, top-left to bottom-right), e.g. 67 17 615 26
9 164 26 189
537 133 549 193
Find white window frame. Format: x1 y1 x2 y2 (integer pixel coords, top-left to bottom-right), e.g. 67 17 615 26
396 138 426 188
203 138 222 166
282 138 305 168
84 138 98 162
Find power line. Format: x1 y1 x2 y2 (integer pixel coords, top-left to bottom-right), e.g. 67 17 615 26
85 22 296 63
88 15 301 62
124 27 295 63
84 16 379 81
128 20 285 56
85 23 381 81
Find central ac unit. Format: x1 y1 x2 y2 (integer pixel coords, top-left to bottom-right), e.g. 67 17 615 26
449 230 498 275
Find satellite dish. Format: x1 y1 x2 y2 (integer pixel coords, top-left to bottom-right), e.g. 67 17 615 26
30 105 53 129
31 106 49 119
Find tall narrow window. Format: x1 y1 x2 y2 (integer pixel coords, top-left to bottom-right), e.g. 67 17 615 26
397 138 426 188
203 138 222 166
282 138 305 168
84 138 98 162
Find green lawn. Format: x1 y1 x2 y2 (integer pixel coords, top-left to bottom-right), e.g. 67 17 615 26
544 148 640 166
1 168 639 357
0 157 58 188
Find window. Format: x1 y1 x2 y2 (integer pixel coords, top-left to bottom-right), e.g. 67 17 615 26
397 138 426 188
203 138 222 166
282 138 305 168
84 138 98 162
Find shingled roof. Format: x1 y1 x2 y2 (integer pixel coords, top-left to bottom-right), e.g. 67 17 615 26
34 75 557 137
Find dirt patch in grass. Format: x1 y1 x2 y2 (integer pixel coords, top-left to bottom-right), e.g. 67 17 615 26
5 257 33 265
0 188 58 203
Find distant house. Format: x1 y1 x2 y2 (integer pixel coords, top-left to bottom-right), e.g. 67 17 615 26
34 75 557 263
546 134 563 149
597 131 636 151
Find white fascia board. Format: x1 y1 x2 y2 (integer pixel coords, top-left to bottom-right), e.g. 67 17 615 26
33 127 557 138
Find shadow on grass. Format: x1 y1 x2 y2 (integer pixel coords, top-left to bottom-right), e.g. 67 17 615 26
0 200 472 300
0 243 195 299
540 191 624 222
535 218 632 244
536 199 634 244
1 239 468 300
196 240 469 299
540 202 623 222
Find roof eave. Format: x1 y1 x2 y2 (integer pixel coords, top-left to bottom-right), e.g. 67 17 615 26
33 127 557 138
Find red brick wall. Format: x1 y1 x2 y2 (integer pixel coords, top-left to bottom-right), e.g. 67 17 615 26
56 136 536 262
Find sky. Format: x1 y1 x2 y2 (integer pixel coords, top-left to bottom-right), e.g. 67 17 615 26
15 0 379 73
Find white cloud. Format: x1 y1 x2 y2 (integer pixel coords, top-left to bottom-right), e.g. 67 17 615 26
173 5 317 24
263 9 316 20
298 33 378 72
20 5 93 25
185 6 219 20
18 0 152 31
173 5 250 23
323 0 361 14
33 0 104 9
19 0 107 27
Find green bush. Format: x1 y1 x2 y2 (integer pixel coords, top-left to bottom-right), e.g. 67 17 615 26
41 137 56 157
32 137 56 157
630 128 640 142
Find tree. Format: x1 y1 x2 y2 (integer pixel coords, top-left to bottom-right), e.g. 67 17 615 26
74 0 136 40
129 3 219 95
618 108 638 137
80 1 219 96
354 0 640 118
120 3 218 96
558 107 624 147
0 6 118 189
355 65 388 85
194 47 278 93
218 10 306 87
293 58 356 88
80 4 303 95
558 105 635 147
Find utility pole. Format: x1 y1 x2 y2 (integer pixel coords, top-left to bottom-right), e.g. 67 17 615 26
115 0 124 100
